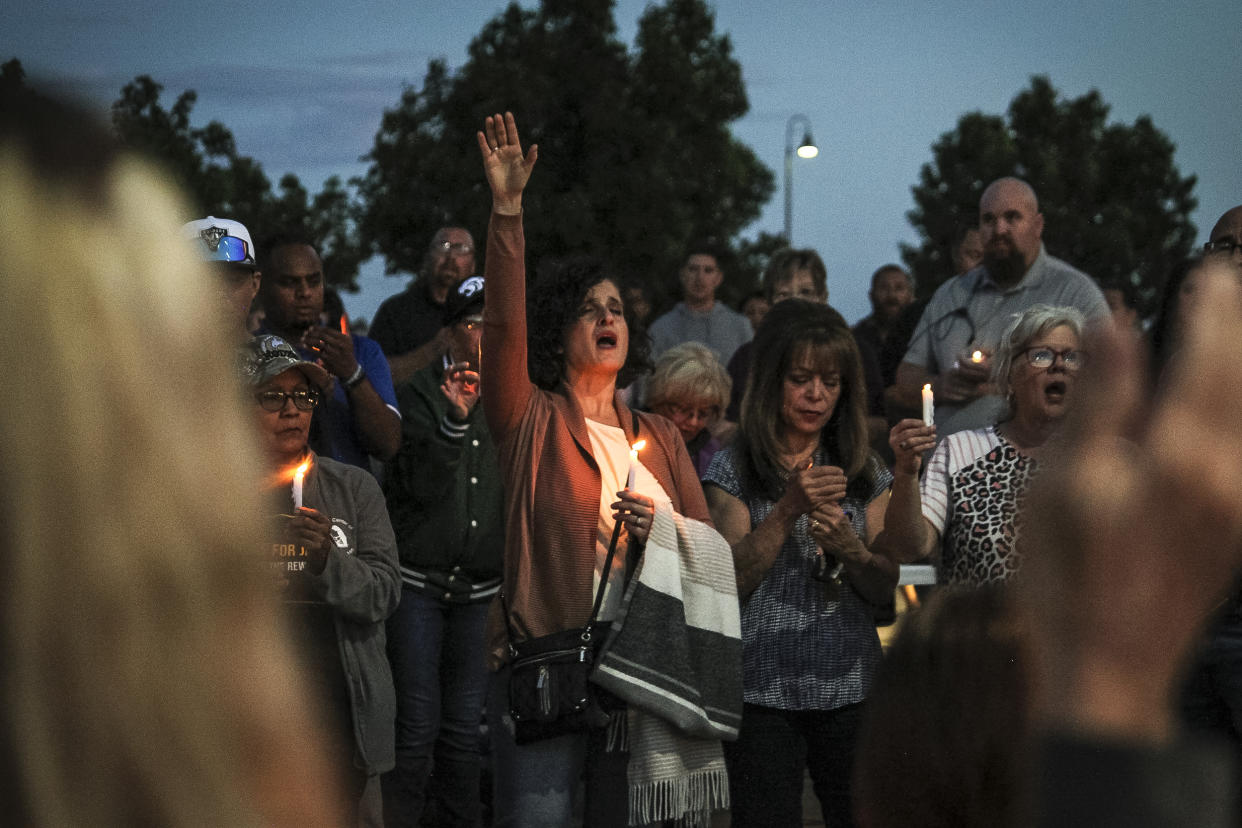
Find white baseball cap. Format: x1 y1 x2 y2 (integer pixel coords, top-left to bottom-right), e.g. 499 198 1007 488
181 216 258 269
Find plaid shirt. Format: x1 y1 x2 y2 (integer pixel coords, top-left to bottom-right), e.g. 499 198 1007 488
704 446 891 711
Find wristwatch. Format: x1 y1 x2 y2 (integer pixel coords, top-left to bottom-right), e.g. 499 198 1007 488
343 364 367 390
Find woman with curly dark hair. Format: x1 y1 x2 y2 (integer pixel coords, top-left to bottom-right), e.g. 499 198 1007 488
524 256 653 391
477 112 740 827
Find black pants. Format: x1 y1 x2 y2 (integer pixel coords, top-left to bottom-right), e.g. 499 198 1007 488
724 702 863 827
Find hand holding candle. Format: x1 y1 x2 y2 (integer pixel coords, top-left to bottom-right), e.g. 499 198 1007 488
921 383 935 427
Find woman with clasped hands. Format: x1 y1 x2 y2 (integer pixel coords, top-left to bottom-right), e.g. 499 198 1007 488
476 113 726 827
702 299 910 826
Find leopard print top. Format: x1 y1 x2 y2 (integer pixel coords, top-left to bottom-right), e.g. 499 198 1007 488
922 427 1038 586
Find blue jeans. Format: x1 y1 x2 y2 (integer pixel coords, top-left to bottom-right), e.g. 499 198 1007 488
382 589 490 828
724 702 863 828
486 665 628 828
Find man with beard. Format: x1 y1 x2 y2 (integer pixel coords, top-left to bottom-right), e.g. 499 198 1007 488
853 263 916 389
370 227 476 385
893 177 1107 435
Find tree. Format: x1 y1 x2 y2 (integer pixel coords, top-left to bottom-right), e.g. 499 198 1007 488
902 76 1197 318
2 57 26 94
111 75 366 290
356 0 775 308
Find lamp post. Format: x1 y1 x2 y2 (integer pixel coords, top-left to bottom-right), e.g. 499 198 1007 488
783 114 819 242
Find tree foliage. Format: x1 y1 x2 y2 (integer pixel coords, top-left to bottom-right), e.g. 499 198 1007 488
902 76 1197 318
110 75 366 289
356 0 775 308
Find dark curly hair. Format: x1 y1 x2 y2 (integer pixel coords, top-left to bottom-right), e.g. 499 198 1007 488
526 256 653 391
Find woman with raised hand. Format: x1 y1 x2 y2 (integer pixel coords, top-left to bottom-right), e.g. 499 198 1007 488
477 112 738 827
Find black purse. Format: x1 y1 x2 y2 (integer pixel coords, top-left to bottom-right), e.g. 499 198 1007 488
502 416 636 745
504 620 613 744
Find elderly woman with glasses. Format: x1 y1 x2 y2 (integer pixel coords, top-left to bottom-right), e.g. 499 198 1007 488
242 334 401 822
893 304 1087 585
645 342 733 479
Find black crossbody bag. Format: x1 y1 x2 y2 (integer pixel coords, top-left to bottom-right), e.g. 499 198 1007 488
501 415 637 744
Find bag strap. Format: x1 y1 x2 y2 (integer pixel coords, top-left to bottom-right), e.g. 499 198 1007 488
502 410 641 648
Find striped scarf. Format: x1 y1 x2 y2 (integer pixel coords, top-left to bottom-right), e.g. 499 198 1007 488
594 501 743 826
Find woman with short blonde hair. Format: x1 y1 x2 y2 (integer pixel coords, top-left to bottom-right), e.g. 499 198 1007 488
646 342 732 478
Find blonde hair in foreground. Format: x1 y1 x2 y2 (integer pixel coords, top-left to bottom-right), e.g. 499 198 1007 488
0 112 337 826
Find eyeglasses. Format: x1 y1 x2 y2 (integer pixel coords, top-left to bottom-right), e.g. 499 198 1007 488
254 388 320 412
1022 347 1085 370
665 403 718 423
435 241 474 257
1204 238 1242 256
202 235 252 263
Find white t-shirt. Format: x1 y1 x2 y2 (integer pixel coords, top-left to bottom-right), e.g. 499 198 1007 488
585 418 671 620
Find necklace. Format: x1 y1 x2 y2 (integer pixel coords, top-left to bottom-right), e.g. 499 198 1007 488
779 445 819 476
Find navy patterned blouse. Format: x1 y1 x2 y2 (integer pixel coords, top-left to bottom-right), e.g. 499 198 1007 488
703 445 891 711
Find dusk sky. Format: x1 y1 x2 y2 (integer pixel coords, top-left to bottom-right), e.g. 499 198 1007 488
8 0 1239 325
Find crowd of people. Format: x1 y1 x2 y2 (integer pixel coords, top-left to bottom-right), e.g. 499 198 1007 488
6 81 1242 828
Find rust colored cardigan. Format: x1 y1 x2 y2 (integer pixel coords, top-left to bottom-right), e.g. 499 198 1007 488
481 211 712 668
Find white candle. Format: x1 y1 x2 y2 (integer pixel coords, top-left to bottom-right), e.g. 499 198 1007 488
626 439 646 489
921 383 934 427
292 460 309 509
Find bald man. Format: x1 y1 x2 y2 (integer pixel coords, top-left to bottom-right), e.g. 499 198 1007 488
893 177 1108 435
1205 205 1242 264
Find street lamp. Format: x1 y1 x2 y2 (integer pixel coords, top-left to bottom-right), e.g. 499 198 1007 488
783 114 819 242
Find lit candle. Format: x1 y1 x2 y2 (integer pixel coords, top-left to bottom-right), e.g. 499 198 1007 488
921 383 934 427
626 439 647 489
292 459 310 510
970 350 984 363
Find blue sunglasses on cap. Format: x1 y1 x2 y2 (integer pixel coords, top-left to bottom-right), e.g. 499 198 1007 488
201 234 252 264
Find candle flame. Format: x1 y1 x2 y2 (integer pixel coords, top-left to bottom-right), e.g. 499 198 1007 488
922 383 931 392
630 439 646 460
970 350 984 363
266 457 313 490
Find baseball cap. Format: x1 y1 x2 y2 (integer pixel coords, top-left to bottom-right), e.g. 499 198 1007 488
238 334 331 390
443 275 485 326
182 216 258 268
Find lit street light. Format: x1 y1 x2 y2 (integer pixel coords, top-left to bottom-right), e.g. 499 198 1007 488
784 114 819 242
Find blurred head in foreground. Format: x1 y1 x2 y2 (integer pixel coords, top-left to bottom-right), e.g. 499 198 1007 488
0 86 338 826
854 586 1031 828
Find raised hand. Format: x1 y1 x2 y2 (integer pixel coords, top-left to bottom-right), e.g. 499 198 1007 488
1019 257 1242 741
441 361 481 421
477 111 538 215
